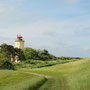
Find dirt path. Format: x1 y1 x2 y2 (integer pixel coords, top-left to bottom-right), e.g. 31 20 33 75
23 71 53 79
61 79 65 90
22 71 64 90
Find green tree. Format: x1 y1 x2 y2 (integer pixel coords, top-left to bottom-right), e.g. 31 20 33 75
0 51 9 66
14 48 25 61
0 46 14 69
37 49 56 60
0 43 15 60
24 47 56 61
0 43 25 62
24 48 38 60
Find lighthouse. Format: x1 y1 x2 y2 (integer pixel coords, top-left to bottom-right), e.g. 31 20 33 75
15 34 24 50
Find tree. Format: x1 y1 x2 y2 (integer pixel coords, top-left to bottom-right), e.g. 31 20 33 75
0 45 14 69
24 48 38 60
0 43 25 62
14 48 25 61
0 51 9 66
37 49 56 60
0 43 15 60
0 43 25 69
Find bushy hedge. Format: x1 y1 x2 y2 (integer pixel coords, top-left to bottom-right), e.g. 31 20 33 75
0 61 14 70
15 59 79 69
57 56 81 60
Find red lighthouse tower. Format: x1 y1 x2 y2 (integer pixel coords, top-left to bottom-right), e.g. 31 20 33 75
15 34 24 50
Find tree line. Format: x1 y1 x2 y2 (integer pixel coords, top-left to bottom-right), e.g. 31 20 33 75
0 43 81 69
0 43 56 69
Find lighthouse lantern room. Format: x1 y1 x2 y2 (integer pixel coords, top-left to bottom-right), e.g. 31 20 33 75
15 34 24 50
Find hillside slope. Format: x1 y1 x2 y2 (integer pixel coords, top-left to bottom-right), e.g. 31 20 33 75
21 59 90 90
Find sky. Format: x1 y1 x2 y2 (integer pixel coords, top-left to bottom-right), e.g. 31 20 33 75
0 0 90 57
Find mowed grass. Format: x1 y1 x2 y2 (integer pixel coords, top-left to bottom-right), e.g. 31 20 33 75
0 70 47 90
20 59 90 90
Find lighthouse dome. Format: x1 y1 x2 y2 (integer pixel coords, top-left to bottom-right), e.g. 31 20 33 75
17 34 23 40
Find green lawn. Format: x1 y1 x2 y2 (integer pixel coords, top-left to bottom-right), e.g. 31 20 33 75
0 59 90 90
0 70 46 90
20 58 90 90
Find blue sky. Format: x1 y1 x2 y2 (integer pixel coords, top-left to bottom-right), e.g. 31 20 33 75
0 0 90 57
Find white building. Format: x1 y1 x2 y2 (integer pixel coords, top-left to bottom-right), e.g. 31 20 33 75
15 34 24 50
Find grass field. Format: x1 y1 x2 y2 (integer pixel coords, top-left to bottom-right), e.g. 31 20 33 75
0 70 47 90
20 58 90 90
0 59 90 90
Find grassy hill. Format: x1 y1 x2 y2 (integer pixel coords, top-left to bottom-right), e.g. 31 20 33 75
0 70 46 90
0 58 90 90
20 58 90 90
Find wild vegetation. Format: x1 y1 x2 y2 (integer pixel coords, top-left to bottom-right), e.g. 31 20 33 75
0 43 81 69
15 59 79 69
0 43 25 69
1 43 88 90
20 58 90 90
0 59 90 90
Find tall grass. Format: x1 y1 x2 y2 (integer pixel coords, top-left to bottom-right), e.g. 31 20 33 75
20 59 90 90
0 70 47 90
0 59 89 90
2 77 47 90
